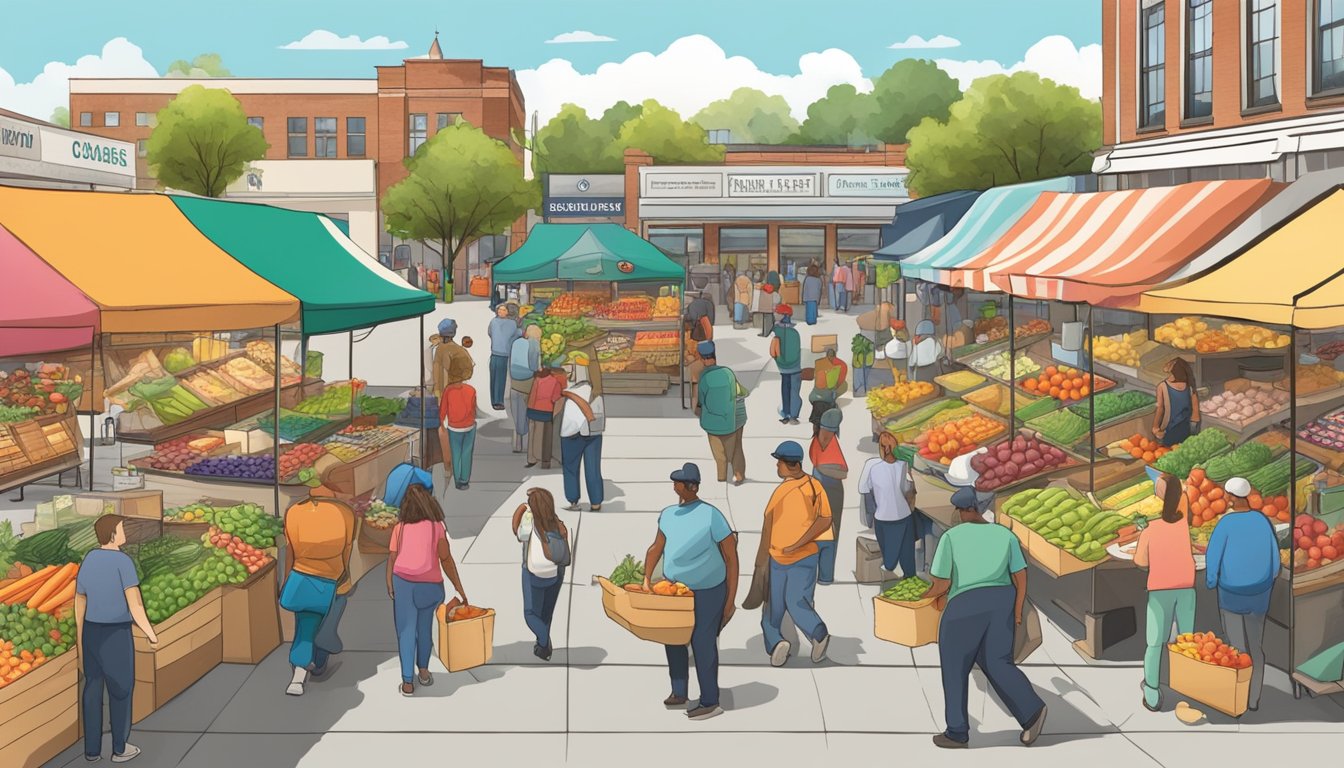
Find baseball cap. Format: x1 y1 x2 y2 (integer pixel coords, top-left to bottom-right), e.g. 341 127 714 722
697 341 716 358
776 303 794 316
951 486 979 510
771 440 805 463
437 318 458 337
915 319 936 336
670 462 702 484
1224 477 1252 498
820 408 843 432
383 463 433 507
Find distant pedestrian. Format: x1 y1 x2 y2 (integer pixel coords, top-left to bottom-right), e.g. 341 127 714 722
512 487 570 661
282 491 356 697
734 273 753 328
527 367 566 469
695 341 746 485
809 409 847 584
439 378 478 490
721 263 735 307
925 488 1047 749
559 367 606 511
644 463 737 720
509 325 542 453
76 515 158 764
1135 472 1195 712
808 347 848 436
756 283 779 337
831 260 854 312
770 305 802 425
802 264 823 325
859 432 919 577
853 258 868 305
432 318 474 395
685 290 715 344
488 305 521 410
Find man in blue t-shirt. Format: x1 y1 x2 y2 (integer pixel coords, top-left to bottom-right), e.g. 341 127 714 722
642 463 738 721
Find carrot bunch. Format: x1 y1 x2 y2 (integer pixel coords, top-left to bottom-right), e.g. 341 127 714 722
0 562 78 615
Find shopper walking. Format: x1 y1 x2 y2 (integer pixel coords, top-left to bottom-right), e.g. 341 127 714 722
802 264 823 325
808 346 848 436
831 260 854 313
643 463 738 720
756 282 778 337
925 487 1047 749
721 263 735 308
387 484 467 696
282 491 356 697
527 367 566 469
809 409 847 584
559 367 606 510
75 515 157 764
734 272 753 328
301 466 353 680
1206 476 1280 712
487 305 521 410
439 377 478 490
1135 472 1196 711
770 305 802 424
695 341 746 485
432 318 474 395
509 325 542 453
512 487 569 661
859 432 919 577
751 441 833 666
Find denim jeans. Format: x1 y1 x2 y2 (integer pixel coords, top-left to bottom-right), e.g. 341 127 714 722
313 592 349 669
489 354 508 406
510 389 530 437
805 300 818 325
734 302 747 325
875 516 918 576
522 567 565 649
1144 588 1195 707
938 586 1045 742
814 472 844 583
828 281 839 310
853 365 870 395
561 433 604 505
448 427 476 486
82 621 134 758
761 554 828 652
283 571 336 670
667 579 728 707
393 575 445 683
1221 607 1269 708
779 372 802 420
836 286 850 312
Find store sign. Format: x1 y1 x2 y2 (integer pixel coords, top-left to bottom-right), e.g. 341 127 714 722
39 128 135 177
0 116 40 161
727 174 818 197
545 197 624 217
827 173 910 197
644 172 723 198
548 173 624 197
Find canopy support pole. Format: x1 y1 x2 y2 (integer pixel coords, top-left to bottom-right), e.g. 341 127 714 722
419 315 427 467
273 324 282 518
1087 305 1096 493
1008 299 1017 431
87 333 97 490
348 331 355 420
680 277 688 410
1288 326 1299 681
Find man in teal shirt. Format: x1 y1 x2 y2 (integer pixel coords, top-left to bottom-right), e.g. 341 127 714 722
695 342 746 485
923 487 1046 749
770 305 802 424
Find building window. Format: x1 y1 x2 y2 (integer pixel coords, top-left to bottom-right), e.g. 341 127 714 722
287 117 308 158
104 111 120 128
247 116 264 132
778 228 825 283
1185 0 1214 120
706 129 732 144
1247 0 1279 108
1315 0 1344 94
649 227 705 268
1139 1 1166 129
436 112 462 130
347 117 366 157
718 227 768 275
135 112 155 127
137 139 148 158
409 113 428 154
314 117 337 158
78 112 92 127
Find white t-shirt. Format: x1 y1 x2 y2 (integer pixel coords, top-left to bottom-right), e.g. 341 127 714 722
858 457 913 522
559 383 605 438
516 512 559 578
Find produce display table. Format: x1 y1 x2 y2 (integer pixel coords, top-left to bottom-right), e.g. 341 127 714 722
221 560 281 664
116 379 316 446
0 649 79 768
132 588 224 723
0 417 84 497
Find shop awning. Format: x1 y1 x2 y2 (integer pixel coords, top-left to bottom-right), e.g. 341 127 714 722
952 179 1280 304
492 223 683 283
0 187 299 333
1140 188 1344 327
874 190 980 262
0 224 99 357
899 176 1087 285
171 196 435 336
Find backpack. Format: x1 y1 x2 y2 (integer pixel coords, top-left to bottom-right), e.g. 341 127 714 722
562 385 606 435
528 527 571 568
509 338 535 381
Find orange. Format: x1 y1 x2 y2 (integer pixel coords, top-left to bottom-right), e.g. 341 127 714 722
1142 451 1155 462
1079 385 1090 397
1049 386 1061 398
1050 373 1064 386
1129 447 1144 459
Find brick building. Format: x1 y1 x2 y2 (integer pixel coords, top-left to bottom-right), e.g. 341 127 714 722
68 35 526 289
1097 0 1344 188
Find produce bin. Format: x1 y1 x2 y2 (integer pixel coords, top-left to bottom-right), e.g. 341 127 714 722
357 515 395 555
1168 647 1251 717
436 605 495 672
221 560 281 664
0 649 79 768
873 593 941 647
596 576 694 645
132 588 223 723
73 489 163 520
1026 528 1108 577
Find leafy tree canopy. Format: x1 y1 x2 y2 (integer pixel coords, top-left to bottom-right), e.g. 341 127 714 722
794 83 879 146
691 87 799 144
49 107 69 128
145 85 267 197
867 59 961 144
616 100 724 165
165 53 231 78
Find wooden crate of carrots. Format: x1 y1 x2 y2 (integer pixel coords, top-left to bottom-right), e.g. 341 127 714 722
0 563 81 768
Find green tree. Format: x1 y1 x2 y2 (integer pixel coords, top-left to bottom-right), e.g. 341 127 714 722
692 87 799 144
145 85 268 197
165 53 231 78
615 100 724 164
49 107 69 127
867 59 961 144
533 100 721 173
795 84 878 145
906 72 1100 196
382 123 537 292
534 104 621 174
598 101 643 136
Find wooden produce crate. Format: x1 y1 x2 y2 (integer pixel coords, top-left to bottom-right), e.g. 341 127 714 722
596 576 693 645
131 589 223 723
73 490 162 520
356 515 394 555
1168 648 1251 717
873 593 941 647
1026 528 1108 577
222 560 281 664
0 650 79 768
995 495 1032 551
436 606 495 672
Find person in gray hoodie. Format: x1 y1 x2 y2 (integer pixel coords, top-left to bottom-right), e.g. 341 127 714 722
488 304 522 410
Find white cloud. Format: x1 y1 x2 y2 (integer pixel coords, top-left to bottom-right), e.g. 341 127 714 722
0 37 157 121
934 35 1102 99
889 34 961 50
279 30 408 50
517 34 869 126
546 30 616 44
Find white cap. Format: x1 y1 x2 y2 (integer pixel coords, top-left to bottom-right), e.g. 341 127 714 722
1224 477 1252 498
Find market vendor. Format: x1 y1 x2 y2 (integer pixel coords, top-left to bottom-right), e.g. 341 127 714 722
808 346 848 435
432 318 474 395
1153 357 1200 447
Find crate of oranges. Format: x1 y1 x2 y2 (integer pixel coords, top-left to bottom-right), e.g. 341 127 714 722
1018 364 1114 403
1104 433 1173 463
1168 631 1252 716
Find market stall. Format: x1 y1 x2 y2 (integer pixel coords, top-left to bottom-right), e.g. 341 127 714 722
872 189 980 316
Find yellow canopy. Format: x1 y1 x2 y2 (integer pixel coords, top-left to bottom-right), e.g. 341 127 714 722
0 187 300 332
1140 189 1344 328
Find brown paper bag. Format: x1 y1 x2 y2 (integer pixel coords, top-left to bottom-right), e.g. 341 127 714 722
1013 599 1043 663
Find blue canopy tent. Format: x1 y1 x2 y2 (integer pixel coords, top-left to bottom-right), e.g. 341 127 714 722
874 190 982 262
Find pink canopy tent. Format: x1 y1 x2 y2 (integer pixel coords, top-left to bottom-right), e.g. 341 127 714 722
0 224 99 358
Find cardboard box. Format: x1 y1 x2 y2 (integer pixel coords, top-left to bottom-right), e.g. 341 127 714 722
855 535 885 584
132 588 223 723
1168 648 1251 717
357 516 394 554
223 426 274 454
436 606 495 672
74 490 163 520
873 594 941 647
1026 528 1106 577
111 467 146 491
0 650 79 768
596 577 694 645
222 560 281 664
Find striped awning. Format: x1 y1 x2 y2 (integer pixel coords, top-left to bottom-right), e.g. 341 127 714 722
939 179 1280 305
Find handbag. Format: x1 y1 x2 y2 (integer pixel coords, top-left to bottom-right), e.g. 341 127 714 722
1012 599 1044 664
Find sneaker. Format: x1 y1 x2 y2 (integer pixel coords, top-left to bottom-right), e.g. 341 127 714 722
769 640 791 667
309 660 329 680
492 404 505 411
789 419 801 426
663 693 688 708
533 644 553 661
525 462 537 468
286 667 308 696
810 634 831 663
1020 704 1047 746
565 503 581 512
686 705 724 721
456 483 469 490
84 756 101 763
110 745 142 763
932 733 968 750
589 504 602 511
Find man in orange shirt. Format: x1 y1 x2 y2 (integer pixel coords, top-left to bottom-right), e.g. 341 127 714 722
756 440 832 667
439 379 478 490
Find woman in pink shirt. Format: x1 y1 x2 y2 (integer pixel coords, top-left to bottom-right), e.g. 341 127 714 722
386 484 468 696
1134 472 1196 711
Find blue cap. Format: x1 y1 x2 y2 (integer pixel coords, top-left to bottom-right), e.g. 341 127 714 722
951 487 979 510
771 440 805 462
670 462 702 484
383 463 433 507
437 318 457 337
820 408 843 432
697 341 716 358
915 319 936 336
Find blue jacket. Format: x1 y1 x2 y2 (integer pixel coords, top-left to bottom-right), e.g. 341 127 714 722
488 317 521 357
1205 509 1280 615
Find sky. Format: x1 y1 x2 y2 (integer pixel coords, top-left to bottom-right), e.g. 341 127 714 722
0 0 1102 125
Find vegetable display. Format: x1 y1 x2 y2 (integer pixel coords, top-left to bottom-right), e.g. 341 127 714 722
865 381 937 419
1244 452 1315 497
142 549 249 624
1201 442 1274 484
1014 396 1061 422
1020 365 1109 403
971 434 1070 491
969 350 1040 380
851 335 875 368
0 606 75 688
608 555 645 588
1293 514 1344 572
880 576 931 603
885 399 967 435
196 503 282 549
363 501 398 531
12 528 79 569
915 414 1005 465
205 528 273 574
258 413 333 441
1100 479 1154 510
357 394 407 419
1067 390 1155 423
1152 427 1233 478
0 365 83 416
294 381 366 415
279 443 326 480
1003 488 1125 562
185 454 276 482
934 370 986 393
1170 631 1252 669
1105 434 1173 463
1025 408 1090 447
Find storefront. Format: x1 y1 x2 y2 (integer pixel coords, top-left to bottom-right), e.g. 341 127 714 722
0 108 135 191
